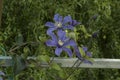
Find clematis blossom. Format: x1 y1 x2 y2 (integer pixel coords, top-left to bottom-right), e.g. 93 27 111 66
46 30 76 57
45 14 74 35
74 46 92 64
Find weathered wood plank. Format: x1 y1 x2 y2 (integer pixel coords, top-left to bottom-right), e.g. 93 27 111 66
0 56 120 69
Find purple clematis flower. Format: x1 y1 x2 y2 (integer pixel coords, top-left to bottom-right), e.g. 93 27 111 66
45 14 74 35
46 30 76 57
74 46 92 64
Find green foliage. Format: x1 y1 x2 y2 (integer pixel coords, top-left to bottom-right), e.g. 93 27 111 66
0 0 120 80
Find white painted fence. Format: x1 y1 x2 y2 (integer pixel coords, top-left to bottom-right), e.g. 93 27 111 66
0 56 120 69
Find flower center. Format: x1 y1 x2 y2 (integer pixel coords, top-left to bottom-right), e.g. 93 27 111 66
58 40 64 46
55 22 62 28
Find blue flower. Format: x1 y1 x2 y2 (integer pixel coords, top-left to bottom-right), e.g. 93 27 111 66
45 14 74 35
46 30 76 57
74 46 92 64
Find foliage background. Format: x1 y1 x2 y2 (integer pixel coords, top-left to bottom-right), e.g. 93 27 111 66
0 0 120 80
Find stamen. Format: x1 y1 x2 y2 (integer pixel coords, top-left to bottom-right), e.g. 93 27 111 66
58 40 64 46
55 22 62 28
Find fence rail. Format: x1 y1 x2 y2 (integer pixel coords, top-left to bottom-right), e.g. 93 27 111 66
0 56 120 69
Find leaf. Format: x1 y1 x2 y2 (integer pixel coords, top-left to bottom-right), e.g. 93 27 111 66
51 62 61 71
58 70 66 78
12 55 27 75
22 46 30 59
37 55 50 63
80 25 87 34
85 33 91 39
79 47 86 57
67 32 76 40
84 56 94 62
15 33 23 45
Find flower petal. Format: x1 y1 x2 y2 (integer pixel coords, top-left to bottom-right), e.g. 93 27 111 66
82 47 88 52
46 40 57 46
74 46 82 59
47 28 58 42
55 47 62 56
58 16 63 22
54 14 59 22
47 28 56 35
57 30 66 41
63 25 74 30
63 48 72 57
63 40 76 47
83 59 92 64
63 15 72 24
86 52 92 57
70 20 81 26
45 22 55 27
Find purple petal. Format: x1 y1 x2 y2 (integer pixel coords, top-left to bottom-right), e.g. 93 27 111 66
63 15 72 24
54 14 59 22
46 40 57 46
74 46 82 59
70 20 81 26
63 48 72 57
57 30 66 41
63 25 74 30
47 28 55 34
45 22 55 27
86 52 92 57
83 59 92 64
47 28 58 42
82 47 88 52
55 47 63 56
63 40 76 47
58 16 63 22
68 40 77 46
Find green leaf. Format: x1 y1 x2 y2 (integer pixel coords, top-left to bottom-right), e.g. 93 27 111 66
85 33 92 38
15 33 23 45
80 25 87 34
79 47 86 57
67 32 76 40
22 46 30 59
51 62 61 71
84 56 94 62
37 55 50 63
58 70 66 78
12 55 26 75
